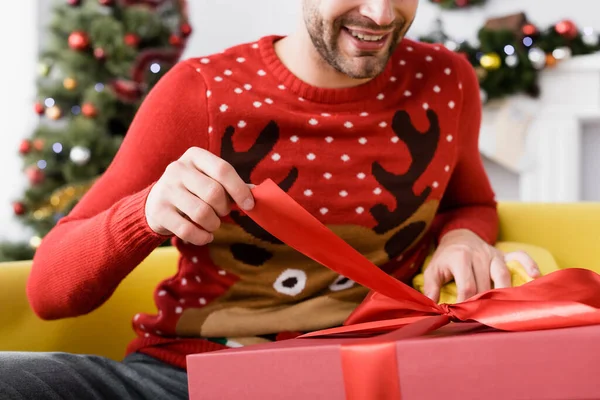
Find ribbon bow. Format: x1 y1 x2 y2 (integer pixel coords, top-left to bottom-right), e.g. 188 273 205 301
246 180 600 338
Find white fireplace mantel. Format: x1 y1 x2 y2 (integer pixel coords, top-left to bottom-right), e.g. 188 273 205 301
479 52 600 202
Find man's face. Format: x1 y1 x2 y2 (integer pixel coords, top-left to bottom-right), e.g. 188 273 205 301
302 0 418 79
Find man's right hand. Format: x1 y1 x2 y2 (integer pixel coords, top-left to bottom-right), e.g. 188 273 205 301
145 147 255 245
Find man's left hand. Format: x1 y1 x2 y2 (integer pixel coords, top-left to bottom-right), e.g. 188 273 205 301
423 229 541 303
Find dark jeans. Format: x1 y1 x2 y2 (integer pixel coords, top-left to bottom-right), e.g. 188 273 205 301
0 352 188 399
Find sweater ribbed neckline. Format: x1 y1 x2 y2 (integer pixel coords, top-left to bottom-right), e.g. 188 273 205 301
258 35 395 104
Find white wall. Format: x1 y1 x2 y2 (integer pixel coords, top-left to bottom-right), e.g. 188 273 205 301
0 3 38 242
2 0 600 240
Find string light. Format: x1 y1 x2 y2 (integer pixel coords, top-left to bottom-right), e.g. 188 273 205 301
150 63 161 73
29 236 42 249
44 98 55 107
523 37 533 47
505 55 519 67
504 45 515 56
52 143 63 153
552 47 572 60
95 83 104 92
444 40 459 51
71 105 81 115
37 160 47 169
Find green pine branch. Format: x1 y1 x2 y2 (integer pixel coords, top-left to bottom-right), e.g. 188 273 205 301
420 18 600 102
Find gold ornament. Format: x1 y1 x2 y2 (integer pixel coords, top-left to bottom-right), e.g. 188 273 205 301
45 105 62 120
475 66 488 81
32 180 96 220
29 236 42 249
33 210 46 220
63 77 78 90
480 53 502 70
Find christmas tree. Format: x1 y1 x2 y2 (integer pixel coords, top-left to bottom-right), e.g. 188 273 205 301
1 0 191 262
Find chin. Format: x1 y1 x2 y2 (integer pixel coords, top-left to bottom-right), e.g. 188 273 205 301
346 67 386 80
340 51 392 79
335 38 400 79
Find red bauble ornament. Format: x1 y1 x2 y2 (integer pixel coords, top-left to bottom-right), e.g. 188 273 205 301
26 166 45 185
13 202 26 216
94 47 107 61
180 23 192 38
169 34 183 48
455 0 468 6
34 102 45 115
555 20 578 40
68 31 90 51
98 0 114 5
111 79 143 102
19 140 31 155
124 33 141 47
67 0 81 5
82 103 98 118
522 24 538 36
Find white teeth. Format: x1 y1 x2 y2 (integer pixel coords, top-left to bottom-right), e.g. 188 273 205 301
350 30 384 42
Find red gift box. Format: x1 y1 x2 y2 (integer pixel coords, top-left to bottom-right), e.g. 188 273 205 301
187 180 600 400
188 323 600 399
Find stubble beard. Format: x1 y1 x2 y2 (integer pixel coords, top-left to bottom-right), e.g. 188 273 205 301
304 9 407 79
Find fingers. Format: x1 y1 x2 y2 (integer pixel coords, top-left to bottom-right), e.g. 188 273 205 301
424 251 477 303
168 185 221 233
423 267 444 303
490 256 511 289
449 253 477 302
472 253 491 294
160 207 214 246
505 251 541 278
180 168 231 217
183 148 255 211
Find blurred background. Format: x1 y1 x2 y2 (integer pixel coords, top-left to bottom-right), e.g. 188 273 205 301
2 0 599 261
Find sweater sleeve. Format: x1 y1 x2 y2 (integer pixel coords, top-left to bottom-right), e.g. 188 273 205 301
432 54 499 245
27 60 210 320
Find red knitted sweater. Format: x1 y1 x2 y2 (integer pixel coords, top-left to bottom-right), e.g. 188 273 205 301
27 35 498 370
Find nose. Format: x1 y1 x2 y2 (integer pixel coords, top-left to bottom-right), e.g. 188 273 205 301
358 0 396 27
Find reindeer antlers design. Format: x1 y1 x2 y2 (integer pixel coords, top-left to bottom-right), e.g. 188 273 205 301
371 109 440 235
221 121 298 245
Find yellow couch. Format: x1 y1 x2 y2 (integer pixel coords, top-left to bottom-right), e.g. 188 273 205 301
1 202 600 361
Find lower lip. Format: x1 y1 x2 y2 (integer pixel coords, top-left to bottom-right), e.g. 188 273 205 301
342 28 390 52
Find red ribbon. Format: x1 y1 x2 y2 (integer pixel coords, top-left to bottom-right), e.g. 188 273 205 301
247 180 600 334
244 180 600 398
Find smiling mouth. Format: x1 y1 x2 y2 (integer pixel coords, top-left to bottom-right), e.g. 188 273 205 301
349 31 386 42
344 27 391 42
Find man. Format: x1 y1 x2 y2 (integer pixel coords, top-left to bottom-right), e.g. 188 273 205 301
2 0 540 398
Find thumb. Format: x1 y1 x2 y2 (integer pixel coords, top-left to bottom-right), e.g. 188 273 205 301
423 266 444 303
